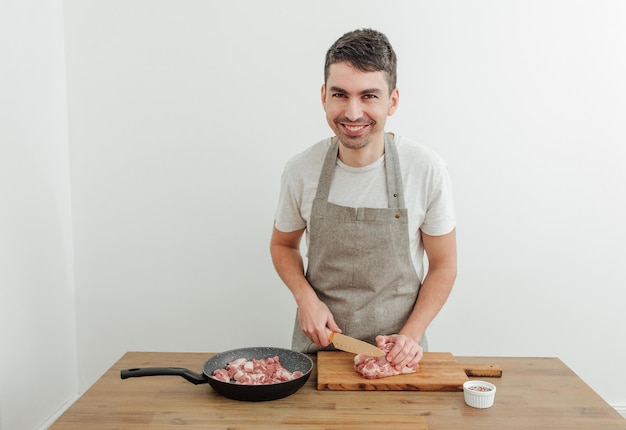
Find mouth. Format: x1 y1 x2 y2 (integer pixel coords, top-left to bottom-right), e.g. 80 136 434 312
338 121 371 137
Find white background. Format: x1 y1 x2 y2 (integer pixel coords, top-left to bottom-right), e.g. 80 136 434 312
1 1 625 429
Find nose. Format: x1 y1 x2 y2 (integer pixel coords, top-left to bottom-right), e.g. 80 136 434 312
344 98 364 121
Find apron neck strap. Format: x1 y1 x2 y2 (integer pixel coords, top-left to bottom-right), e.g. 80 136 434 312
384 133 406 209
315 133 406 209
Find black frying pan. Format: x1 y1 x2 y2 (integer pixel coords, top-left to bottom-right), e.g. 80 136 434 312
120 346 314 402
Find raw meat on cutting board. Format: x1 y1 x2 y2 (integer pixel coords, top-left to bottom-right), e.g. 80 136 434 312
354 338 419 379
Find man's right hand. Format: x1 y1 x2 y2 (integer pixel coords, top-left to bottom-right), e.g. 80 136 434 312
296 291 342 347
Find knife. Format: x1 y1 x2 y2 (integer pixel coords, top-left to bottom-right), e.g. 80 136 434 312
326 328 386 357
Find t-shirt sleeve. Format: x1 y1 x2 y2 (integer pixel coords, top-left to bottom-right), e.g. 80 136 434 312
274 167 307 233
420 162 456 236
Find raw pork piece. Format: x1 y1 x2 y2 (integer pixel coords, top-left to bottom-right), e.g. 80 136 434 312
354 339 419 379
211 356 304 385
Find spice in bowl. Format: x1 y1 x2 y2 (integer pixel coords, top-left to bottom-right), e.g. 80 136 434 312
467 385 493 392
463 380 496 408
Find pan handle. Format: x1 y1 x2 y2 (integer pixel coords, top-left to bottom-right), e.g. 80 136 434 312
120 367 209 385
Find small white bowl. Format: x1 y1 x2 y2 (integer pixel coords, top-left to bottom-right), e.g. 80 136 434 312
463 380 496 409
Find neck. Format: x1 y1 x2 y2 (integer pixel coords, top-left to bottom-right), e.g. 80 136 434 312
336 134 386 167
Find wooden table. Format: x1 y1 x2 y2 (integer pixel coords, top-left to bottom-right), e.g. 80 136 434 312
49 352 626 429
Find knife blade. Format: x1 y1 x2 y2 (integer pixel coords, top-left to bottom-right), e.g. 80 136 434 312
326 329 386 357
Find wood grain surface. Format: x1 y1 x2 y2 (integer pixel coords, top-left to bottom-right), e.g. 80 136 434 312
48 352 626 430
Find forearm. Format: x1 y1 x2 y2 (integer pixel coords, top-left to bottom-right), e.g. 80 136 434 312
270 242 317 306
400 266 456 342
269 226 319 308
270 226 340 344
400 229 457 343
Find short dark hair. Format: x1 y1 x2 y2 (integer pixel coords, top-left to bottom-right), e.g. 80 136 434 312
324 28 397 93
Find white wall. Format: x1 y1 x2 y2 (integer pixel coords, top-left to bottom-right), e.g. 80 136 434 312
0 0 77 429
2 1 624 428
63 0 626 408
415 0 626 404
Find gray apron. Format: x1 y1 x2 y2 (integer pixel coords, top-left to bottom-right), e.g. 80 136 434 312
292 133 426 353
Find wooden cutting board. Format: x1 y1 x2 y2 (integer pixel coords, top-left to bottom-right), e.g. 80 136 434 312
317 351 501 391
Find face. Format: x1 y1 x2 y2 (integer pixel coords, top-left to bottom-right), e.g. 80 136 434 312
322 62 399 151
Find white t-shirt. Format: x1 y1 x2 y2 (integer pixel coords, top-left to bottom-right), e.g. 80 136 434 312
274 134 455 282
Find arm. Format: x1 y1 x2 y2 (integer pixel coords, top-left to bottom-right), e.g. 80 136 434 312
380 228 457 369
270 225 341 346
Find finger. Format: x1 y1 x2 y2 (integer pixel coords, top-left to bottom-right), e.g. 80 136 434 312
406 344 424 368
318 327 332 347
408 346 423 365
326 315 342 334
399 348 418 369
300 319 325 346
390 339 418 369
306 329 322 346
393 349 412 369
376 335 391 349
387 336 407 364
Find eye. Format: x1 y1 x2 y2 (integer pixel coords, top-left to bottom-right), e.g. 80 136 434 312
331 92 347 98
363 94 378 99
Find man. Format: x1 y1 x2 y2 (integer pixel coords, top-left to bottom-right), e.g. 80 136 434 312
270 28 456 371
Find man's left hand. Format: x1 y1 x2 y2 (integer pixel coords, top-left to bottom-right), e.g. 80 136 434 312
376 334 423 370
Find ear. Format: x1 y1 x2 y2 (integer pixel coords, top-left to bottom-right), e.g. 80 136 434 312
321 84 327 109
387 87 400 116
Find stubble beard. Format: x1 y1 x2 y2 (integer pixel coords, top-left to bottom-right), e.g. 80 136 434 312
334 119 376 151
339 134 371 150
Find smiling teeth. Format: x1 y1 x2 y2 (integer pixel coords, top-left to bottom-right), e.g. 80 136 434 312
346 125 365 131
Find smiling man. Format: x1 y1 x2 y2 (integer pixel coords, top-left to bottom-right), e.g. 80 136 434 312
270 29 457 371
